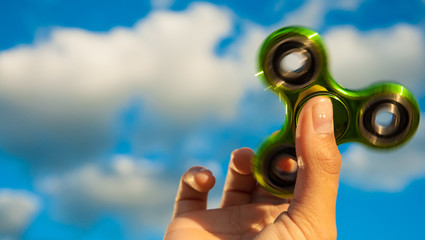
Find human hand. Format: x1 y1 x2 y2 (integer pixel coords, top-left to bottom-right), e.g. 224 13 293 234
164 96 342 240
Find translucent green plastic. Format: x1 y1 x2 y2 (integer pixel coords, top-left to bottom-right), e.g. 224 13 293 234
253 26 420 198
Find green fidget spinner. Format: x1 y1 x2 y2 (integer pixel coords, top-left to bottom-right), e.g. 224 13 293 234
253 26 420 198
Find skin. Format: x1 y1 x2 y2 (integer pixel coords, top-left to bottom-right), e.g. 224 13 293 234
164 96 342 240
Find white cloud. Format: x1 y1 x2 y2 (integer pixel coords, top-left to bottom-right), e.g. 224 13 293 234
0 2 266 165
0 3 259 122
324 24 425 94
0 190 40 236
341 114 425 191
39 155 177 228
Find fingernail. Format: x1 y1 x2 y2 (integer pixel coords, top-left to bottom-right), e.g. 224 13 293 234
312 97 333 134
195 171 210 185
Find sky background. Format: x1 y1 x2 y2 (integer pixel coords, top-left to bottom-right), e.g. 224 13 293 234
0 0 425 239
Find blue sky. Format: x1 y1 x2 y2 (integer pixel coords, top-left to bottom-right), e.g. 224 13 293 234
0 0 424 239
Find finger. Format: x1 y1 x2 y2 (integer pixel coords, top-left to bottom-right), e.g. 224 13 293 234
173 166 215 219
285 96 342 237
220 148 257 208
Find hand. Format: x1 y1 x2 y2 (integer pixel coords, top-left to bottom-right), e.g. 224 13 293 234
164 96 342 240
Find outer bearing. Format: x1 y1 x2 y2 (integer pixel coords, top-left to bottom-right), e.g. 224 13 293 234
264 36 322 90
359 93 413 147
262 144 297 193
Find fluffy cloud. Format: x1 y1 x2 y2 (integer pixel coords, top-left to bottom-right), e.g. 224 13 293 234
0 190 40 236
0 3 263 165
324 24 425 93
0 3 258 122
341 114 425 191
39 155 176 228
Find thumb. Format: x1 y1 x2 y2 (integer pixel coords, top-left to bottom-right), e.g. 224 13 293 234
288 96 342 237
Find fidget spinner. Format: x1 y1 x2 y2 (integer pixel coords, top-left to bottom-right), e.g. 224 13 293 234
253 26 420 198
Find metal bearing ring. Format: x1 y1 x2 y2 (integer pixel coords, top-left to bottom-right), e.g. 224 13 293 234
264 36 321 90
262 144 297 195
359 93 413 147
